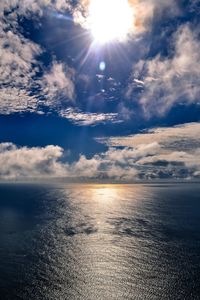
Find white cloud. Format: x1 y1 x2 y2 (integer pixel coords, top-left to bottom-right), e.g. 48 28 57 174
0 143 69 179
0 88 39 114
129 25 200 116
0 142 138 181
0 0 76 116
0 123 199 181
71 155 101 178
51 0 72 12
99 122 200 150
43 62 75 106
96 122 200 180
0 0 71 18
60 108 121 125
0 15 43 114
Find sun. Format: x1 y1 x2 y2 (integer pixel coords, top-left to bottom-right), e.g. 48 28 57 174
87 0 134 44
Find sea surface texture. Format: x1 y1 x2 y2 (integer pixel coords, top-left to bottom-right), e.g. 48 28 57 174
0 183 200 300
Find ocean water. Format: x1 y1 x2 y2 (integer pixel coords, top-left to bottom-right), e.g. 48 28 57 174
0 183 200 300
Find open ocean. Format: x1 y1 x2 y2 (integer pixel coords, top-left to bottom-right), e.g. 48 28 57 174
0 183 200 300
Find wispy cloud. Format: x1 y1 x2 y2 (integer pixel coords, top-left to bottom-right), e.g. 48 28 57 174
99 122 200 150
42 62 75 106
0 0 76 116
60 108 121 126
0 16 43 114
0 0 199 130
128 25 200 116
0 0 71 18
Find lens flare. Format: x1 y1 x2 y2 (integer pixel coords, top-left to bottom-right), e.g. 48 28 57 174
99 61 106 71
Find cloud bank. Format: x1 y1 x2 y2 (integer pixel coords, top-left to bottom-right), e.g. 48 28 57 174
97 122 200 180
1 123 199 181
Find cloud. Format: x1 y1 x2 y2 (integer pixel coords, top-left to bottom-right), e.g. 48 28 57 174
0 122 200 181
96 122 200 180
0 0 190 122
42 62 75 106
71 155 101 177
0 1 76 116
0 2 119 127
0 2 117 126
0 0 71 18
0 142 138 180
100 122 200 150
0 0 188 124
129 25 200 116
60 108 121 126
0 143 68 179
0 16 43 114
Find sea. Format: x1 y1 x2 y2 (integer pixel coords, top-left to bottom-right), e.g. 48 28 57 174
0 183 200 300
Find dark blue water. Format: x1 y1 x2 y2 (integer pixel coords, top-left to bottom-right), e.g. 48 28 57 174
0 183 200 300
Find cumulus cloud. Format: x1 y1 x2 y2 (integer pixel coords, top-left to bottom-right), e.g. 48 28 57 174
97 122 200 180
0 142 138 180
0 143 68 179
0 142 147 181
129 25 200 116
0 121 199 181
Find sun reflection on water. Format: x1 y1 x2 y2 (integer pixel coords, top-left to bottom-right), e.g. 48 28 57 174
61 184 147 299
2 184 198 299
90 185 121 203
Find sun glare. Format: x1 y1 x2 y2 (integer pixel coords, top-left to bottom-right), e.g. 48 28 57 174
87 0 134 44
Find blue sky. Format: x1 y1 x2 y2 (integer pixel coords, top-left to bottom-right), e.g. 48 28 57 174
0 0 200 181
